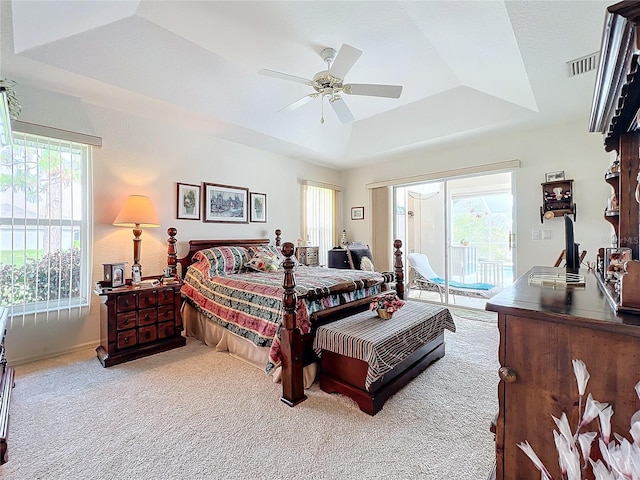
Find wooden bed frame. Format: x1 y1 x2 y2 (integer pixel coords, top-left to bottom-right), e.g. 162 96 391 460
168 228 405 407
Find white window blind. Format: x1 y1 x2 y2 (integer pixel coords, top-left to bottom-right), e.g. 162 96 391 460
0 131 93 320
302 183 338 266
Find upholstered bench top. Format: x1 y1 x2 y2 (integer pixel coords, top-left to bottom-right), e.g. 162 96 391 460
313 302 455 389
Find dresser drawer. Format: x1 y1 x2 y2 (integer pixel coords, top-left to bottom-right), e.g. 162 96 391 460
117 329 137 349
157 305 174 323
116 311 137 330
138 308 157 326
138 291 157 309
158 321 176 339
157 288 174 305
117 293 137 312
138 325 157 344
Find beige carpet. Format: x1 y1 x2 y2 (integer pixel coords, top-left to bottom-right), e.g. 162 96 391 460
2 313 499 479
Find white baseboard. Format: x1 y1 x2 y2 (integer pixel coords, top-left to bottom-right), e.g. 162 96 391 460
9 342 97 366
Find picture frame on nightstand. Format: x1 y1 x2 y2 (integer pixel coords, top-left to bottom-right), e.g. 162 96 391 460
103 263 126 287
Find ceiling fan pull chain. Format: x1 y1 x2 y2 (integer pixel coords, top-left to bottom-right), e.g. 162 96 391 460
320 95 325 124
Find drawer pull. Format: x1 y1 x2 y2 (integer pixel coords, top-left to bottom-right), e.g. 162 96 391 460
123 337 129 344
123 319 129 326
144 331 151 339
123 300 130 307
498 366 517 383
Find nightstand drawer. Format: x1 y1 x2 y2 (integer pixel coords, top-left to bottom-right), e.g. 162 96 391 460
117 294 137 312
116 311 137 330
157 288 174 305
157 305 174 323
117 330 137 349
138 325 157 344
158 321 175 339
138 308 157 326
138 291 157 309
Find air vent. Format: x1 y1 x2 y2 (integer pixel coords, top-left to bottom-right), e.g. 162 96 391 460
566 52 599 77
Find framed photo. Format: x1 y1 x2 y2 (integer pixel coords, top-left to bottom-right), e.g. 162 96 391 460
203 183 249 223
351 206 364 220
250 192 267 223
103 263 126 287
176 183 201 220
545 171 565 182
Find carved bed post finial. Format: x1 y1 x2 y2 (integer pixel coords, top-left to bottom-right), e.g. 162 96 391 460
394 239 405 300
167 227 178 277
280 241 306 407
275 229 281 247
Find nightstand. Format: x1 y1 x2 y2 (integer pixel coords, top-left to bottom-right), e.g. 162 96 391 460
95 277 186 367
295 246 319 266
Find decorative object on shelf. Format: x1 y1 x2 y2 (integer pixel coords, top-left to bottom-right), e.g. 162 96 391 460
518 359 640 480
369 292 405 319
249 192 267 223
203 182 249 223
113 195 160 280
351 206 364 220
540 179 576 223
608 157 620 174
176 183 201 220
604 246 631 283
340 229 348 248
636 172 640 204
102 263 126 288
544 170 565 182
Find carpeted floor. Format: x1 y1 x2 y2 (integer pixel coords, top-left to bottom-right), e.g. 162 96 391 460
2 313 499 479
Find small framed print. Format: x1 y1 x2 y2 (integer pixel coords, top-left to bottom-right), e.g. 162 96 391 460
545 171 565 182
103 263 126 287
351 206 364 220
250 192 267 223
176 183 201 220
203 183 249 223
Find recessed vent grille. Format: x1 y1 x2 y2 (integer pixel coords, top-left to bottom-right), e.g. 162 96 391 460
566 52 599 77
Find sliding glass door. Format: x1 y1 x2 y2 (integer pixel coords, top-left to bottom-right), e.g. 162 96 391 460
395 171 514 309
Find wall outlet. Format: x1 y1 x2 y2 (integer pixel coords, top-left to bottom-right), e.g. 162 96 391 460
543 230 552 239
531 230 540 240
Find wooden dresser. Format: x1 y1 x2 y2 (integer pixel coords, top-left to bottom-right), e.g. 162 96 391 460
96 279 186 367
0 306 14 464
486 266 640 480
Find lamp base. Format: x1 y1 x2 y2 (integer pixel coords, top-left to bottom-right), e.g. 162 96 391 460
132 264 142 284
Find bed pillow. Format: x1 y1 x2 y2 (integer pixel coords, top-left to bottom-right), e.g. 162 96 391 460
246 245 281 261
193 246 249 277
347 246 376 271
245 252 280 272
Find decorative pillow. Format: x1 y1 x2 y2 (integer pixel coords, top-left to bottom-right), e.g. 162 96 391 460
347 246 375 271
193 246 249 277
245 252 280 272
246 244 281 260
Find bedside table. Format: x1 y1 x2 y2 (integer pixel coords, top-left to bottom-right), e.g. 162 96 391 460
95 277 186 367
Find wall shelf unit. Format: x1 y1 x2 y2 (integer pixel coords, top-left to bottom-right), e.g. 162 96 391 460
539 179 576 223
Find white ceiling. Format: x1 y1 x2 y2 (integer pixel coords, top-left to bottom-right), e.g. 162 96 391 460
0 1 610 169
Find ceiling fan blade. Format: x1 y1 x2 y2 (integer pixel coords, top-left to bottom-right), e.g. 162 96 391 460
344 83 403 98
258 69 313 85
329 96 355 124
279 93 319 112
329 44 362 80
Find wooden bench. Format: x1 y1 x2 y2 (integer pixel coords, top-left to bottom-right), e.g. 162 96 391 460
313 302 455 415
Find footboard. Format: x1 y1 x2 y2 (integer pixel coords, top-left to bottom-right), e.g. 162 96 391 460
279 240 405 407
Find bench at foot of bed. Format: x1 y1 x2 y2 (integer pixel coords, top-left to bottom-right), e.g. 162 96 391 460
313 302 456 416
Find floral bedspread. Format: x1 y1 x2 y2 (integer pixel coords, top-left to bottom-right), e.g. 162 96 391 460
180 261 387 375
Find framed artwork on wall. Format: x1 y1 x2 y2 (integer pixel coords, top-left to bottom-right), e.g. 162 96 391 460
203 182 249 223
250 192 267 223
351 206 364 220
545 171 565 182
176 183 201 220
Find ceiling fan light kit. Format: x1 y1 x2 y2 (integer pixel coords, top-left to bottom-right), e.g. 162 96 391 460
259 43 403 124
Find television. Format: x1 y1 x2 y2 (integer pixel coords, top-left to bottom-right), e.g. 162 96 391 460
564 214 580 270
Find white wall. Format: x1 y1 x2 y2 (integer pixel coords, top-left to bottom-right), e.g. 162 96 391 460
340 119 616 278
6 82 340 364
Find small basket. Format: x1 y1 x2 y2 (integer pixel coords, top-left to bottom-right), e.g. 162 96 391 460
377 308 393 320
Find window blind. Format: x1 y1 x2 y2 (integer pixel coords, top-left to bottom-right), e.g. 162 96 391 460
302 183 338 266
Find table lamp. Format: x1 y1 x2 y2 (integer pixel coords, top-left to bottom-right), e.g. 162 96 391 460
113 195 160 282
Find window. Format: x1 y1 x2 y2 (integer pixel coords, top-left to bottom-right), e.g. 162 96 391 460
0 131 93 316
302 182 339 266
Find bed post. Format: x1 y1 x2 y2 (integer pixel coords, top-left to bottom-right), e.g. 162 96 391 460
279 242 307 407
275 229 281 247
167 227 178 277
394 239 405 300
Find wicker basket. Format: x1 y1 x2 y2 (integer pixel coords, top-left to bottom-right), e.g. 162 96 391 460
377 309 393 320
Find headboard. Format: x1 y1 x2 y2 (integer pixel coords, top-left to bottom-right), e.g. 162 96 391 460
168 228 281 278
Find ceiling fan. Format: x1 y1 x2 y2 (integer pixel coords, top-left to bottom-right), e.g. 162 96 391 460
259 44 403 124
